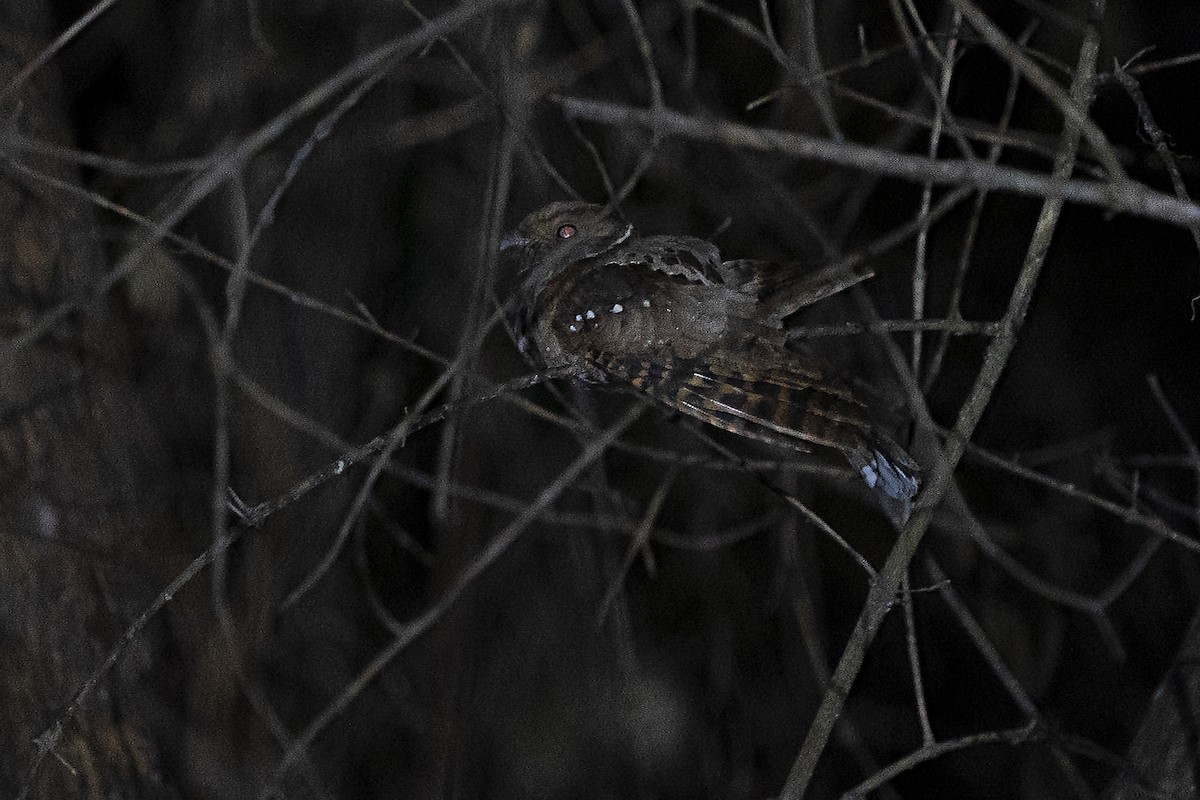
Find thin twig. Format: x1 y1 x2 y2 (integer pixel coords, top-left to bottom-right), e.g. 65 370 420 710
948 0 1124 180
597 469 674 623
911 12 962 379
0 0 121 104
840 723 1037 799
778 3 1106 794
556 98 1200 229
613 0 663 202
960 437 1199 554
924 20 1036 390
1146 376 1200 530
258 403 646 798
0 0 520 366
902 574 935 745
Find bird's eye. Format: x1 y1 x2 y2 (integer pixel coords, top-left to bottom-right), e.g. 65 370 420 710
557 224 576 239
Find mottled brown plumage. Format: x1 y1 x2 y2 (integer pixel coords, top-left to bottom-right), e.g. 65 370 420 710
503 201 920 524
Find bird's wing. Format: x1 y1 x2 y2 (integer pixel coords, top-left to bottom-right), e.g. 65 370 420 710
603 235 726 286
546 259 752 360
722 259 876 325
607 237 873 325
600 353 872 452
588 349 920 523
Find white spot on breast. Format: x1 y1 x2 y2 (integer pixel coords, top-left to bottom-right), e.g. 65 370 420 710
575 314 583 322
585 309 595 319
569 324 578 333
642 299 651 308
611 303 623 313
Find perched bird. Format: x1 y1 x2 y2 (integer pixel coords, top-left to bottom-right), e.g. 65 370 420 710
502 201 920 525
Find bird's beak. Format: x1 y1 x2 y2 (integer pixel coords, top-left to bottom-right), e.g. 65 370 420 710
500 231 528 252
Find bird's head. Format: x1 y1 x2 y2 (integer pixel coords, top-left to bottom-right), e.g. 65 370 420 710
500 201 633 359
502 201 633 295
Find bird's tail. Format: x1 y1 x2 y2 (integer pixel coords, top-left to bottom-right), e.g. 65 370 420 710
845 433 921 527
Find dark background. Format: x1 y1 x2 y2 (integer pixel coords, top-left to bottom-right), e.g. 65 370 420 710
2 0 1199 797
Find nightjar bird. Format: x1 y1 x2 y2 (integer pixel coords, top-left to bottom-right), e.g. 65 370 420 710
502 201 921 525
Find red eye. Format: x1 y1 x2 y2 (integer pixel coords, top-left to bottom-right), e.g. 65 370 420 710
557 224 576 239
